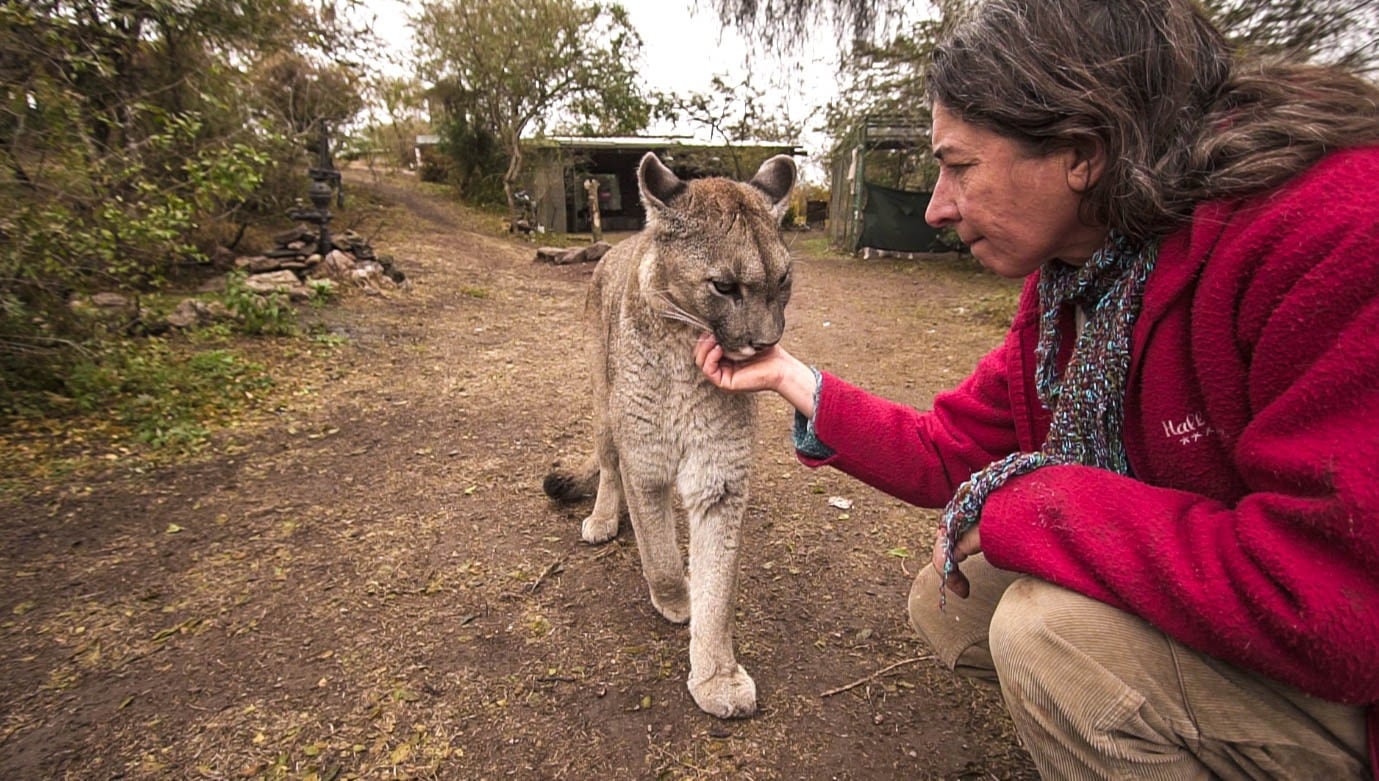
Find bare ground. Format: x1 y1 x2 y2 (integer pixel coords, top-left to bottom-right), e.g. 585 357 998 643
0 171 1037 780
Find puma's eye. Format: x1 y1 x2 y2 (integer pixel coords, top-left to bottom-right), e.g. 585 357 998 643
710 279 739 297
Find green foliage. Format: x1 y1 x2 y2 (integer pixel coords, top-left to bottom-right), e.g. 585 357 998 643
306 279 337 308
821 0 1376 196
431 108 507 205
705 0 1377 74
2 336 274 453
63 341 275 450
354 76 431 169
673 74 807 145
411 0 656 211
221 272 298 336
703 0 909 49
0 0 369 431
1200 0 1378 72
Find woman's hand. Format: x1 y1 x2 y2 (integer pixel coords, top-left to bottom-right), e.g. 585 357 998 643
932 523 982 599
694 333 819 418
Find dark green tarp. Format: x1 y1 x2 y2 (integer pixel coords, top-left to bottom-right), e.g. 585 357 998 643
857 183 955 253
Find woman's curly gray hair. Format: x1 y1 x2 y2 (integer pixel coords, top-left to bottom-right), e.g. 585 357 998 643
927 0 1379 239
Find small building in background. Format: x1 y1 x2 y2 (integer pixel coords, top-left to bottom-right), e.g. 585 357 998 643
413 134 441 170
828 115 961 256
521 136 804 235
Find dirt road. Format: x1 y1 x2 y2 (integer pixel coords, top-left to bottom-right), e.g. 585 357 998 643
0 173 1035 779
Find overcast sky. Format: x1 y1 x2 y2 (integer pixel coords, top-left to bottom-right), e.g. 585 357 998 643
360 0 844 175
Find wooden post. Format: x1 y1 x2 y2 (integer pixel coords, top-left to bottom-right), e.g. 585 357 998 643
584 178 603 242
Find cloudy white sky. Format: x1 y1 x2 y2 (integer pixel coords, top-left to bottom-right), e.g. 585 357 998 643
359 0 846 171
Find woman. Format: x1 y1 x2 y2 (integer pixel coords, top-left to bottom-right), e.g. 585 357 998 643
694 0 1379 777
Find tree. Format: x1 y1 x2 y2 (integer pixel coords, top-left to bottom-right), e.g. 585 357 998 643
815 0 1375 200
1201 0 1378 72
0 0 367 405
670 74 809 178
358 77 430 170
409 0 656 215
703 0 1378 73
701 0 911 49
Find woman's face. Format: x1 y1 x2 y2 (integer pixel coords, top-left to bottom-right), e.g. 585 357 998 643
925 103 1109 277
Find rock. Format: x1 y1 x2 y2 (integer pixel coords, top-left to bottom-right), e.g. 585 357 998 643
166 298 233 329
534 246 566 263
273 224 314 245
535 242 613 265
347 261 400 293
91 292 129 308
234 255 282 273
584 241 613 263
311 249 358 281
244 269 302 293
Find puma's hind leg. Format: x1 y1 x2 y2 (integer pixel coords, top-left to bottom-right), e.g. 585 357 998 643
581 429 623 544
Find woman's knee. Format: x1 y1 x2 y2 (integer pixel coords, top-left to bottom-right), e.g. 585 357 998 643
987 576 1093 674
909 556 1018 680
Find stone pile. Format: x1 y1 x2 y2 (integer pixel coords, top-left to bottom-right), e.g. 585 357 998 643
72 224 409 335
233 224 407 299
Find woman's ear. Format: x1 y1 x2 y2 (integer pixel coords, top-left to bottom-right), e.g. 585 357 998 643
1067 140 1106 193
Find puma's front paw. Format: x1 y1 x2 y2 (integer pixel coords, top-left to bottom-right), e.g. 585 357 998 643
580 513 618 544
688 665 757 719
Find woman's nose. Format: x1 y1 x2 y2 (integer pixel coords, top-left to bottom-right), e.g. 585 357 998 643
926 175 958 228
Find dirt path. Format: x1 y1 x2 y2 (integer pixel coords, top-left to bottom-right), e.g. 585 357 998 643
0 172 1036 780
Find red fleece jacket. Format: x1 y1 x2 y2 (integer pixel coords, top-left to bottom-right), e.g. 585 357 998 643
802 146 1379 773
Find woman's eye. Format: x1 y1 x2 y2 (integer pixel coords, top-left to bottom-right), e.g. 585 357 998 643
711 279 739 297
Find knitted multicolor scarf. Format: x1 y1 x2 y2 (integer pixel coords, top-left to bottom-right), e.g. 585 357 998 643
939 232 1158 607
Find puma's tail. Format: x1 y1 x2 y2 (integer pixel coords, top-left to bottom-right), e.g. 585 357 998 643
542 456 597 504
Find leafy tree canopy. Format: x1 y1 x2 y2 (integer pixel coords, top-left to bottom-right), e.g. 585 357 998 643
410 0 657 212
704 0 1378 73
1 0 371 406
784 0 1377 192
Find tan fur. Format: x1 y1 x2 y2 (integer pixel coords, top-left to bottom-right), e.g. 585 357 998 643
545 153 796 718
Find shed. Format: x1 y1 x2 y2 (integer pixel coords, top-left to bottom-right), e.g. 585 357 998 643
828 115 958 255
522 136 805 235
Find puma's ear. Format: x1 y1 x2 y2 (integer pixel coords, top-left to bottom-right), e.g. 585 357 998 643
638 152 686 219
748 155 797 222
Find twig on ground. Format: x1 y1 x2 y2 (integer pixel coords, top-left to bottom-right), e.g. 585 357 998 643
820 655 935 698
527 556 567 594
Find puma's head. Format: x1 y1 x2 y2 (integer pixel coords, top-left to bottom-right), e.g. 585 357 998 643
636 152 798 361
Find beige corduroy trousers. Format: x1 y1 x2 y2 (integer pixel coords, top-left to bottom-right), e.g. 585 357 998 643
908 555 1370 780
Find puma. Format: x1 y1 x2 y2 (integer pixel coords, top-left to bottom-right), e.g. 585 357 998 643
544 152 797 718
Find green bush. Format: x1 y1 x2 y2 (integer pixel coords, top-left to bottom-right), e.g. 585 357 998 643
221 272 298 336
60 341 273 451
